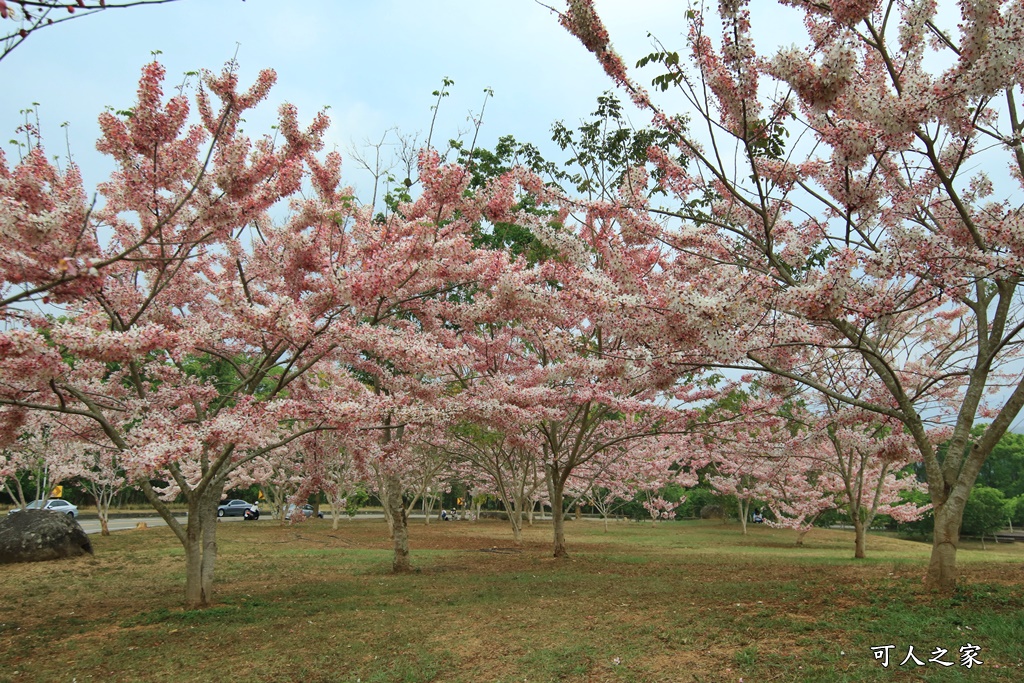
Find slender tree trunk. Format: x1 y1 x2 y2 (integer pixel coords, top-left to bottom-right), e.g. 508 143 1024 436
384 473 411 573
96 490 111 536
199 496 218 602
380 480 396 539
329 495 341 530
92 486 113 536
550 475 568 558
184 523 204 608
738 498 749 536
925 502 962 593
183 492 219 609
510 508 523 545
504 490 526 545
853 518 867 559
422 494 435 525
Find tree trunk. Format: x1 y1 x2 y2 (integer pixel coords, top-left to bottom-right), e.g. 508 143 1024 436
380 484 396 539
738 498 749 536
200 497 218 601
550 476 568 558
184 524 205 608
93 487 113 537
853 518 866 559
384 473 411 573
926 499 964 590
510 508 523 545
925 501 962 593
183 493 219 609
422 494 435 525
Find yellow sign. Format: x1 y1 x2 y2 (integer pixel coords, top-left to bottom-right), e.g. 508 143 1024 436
258 490 264 500
50 485 63 498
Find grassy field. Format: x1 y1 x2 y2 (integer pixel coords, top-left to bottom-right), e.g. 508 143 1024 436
1 518 1022 683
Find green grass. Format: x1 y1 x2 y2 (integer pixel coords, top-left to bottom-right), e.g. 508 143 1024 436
0 518 1022 682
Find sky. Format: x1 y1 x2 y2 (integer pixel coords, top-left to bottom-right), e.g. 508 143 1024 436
0 0 807 198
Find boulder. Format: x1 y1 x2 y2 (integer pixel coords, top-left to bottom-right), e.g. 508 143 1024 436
0 510 93 564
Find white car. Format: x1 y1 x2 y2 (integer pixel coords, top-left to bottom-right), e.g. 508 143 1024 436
284 504 317 520
8 499 79 519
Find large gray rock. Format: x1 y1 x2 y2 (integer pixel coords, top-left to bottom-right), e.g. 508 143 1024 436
0 509 93 564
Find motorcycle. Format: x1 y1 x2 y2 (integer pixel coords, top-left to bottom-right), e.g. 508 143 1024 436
244 506 260 521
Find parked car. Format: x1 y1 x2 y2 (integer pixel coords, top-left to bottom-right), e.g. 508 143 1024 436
217 499 252 517
284 504 316 520
8 499 79 519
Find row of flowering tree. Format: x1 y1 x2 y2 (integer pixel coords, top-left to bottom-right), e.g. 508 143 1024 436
555 0 1024 592
0 57 706 604
7 0 1014 605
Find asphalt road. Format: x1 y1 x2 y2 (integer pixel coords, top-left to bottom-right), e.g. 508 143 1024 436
77 514 242 535
74 512 388 534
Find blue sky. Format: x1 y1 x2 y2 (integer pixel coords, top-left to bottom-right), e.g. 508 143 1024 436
2 0 718 198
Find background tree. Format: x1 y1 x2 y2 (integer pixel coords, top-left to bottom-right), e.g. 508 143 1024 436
0 1 187 64
961 485 1010 549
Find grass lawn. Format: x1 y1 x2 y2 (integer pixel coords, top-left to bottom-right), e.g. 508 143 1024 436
0 518 1022 682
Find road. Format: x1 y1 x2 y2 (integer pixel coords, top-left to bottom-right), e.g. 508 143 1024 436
77 514 241 535
75 512 389 534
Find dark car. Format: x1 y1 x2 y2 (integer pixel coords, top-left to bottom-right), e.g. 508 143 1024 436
217 499 251 517
8 499 79 519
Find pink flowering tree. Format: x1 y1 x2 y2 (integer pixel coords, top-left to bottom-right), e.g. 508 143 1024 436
761 463 837 546
0 413 80 507
557 0 1024 592
56 412 127 536
70 443 126 537
0 61 369 607
702 392 818 534
807 400 930 558
290 430 364 529
294 148 559 571
457 265 707 557
248 435 307 523
584 433 700 527
438 423 546 542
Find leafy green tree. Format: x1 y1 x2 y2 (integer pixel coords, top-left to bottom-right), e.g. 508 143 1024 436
1008 495 1024 529
961 486 1009 548
974 430 1024 499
